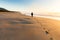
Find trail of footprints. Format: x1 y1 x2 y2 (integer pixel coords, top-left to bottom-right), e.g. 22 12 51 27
35 18 54 40
43 28 53 40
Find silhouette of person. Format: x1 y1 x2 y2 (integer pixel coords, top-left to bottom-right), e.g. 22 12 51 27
31 12 33 17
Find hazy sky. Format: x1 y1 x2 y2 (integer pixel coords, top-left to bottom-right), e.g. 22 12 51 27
0 0 60 13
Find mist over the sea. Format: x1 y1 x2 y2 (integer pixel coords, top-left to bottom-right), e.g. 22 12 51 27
23 12 60 20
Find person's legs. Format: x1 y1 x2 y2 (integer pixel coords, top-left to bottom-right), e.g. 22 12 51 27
32 15 33 17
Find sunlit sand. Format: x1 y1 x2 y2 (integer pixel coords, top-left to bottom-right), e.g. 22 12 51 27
35 17 60 40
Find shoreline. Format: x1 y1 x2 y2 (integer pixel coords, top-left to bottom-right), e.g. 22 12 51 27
36 16 60 20
24 14 60 21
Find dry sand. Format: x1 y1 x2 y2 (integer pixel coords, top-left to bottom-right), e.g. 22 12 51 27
0 12 59 40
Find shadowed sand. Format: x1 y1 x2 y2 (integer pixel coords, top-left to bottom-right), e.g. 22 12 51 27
0 12 59 40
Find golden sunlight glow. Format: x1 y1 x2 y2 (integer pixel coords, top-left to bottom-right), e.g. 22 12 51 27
26 0 60 13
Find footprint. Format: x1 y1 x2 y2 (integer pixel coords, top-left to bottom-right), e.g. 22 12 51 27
43 28 46 30
45 31 49 35
50 37 53 40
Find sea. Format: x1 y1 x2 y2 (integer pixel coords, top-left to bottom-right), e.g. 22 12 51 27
24 13 60 21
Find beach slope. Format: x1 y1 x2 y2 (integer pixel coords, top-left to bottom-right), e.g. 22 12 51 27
0 12 49 40
0 12 59 40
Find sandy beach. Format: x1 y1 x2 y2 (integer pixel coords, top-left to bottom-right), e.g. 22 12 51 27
0 12 59 40
35 17 60 40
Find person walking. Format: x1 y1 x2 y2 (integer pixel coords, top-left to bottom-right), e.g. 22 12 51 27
31 12 33 17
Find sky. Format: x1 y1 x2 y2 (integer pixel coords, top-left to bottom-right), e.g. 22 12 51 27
0 0 60 14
